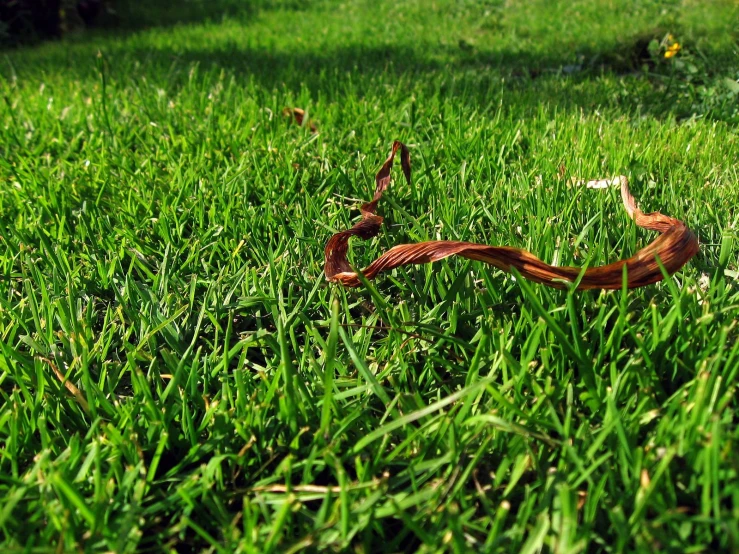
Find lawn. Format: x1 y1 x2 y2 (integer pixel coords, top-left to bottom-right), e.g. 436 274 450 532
1 0 738 551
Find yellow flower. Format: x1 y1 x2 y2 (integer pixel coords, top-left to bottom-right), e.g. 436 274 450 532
664 37 681 59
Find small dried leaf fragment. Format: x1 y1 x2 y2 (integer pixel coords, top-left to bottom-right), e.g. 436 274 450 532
283 107 317 133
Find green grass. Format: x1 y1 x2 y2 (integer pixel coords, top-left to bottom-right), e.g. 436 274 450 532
1 0 738 551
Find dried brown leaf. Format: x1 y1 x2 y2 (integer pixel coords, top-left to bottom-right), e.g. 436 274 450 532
325 141 699 290
283 107 317 133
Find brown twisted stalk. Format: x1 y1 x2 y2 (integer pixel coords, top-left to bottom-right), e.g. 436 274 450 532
324 141 699 290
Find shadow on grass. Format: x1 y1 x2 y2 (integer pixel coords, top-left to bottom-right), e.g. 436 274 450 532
4 0 736 125
98 0 267 31
5 0 738 123
13 21 738 126
20 42 680 120
123 42 739 122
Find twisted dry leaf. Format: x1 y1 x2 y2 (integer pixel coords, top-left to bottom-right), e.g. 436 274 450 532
324 141 699 290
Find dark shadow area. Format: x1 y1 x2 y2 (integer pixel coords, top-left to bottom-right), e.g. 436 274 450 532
100 0 326 32
0 0 311 46
0 0 66 45
96 0 263 32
